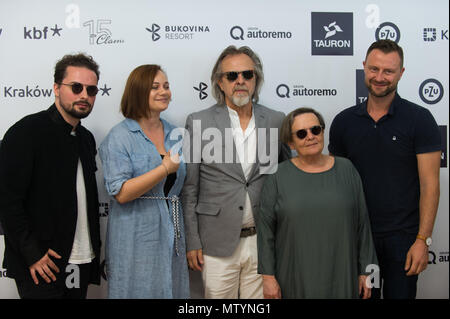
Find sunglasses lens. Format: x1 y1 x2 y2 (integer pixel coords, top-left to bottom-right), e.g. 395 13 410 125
226 72 238 81
71 83 83 94
311 126 322 135
296 129 307 139
242 70 254 80
86 86 98 96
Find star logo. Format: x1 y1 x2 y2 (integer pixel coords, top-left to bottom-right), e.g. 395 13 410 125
99 84 111 96
51 24 63 37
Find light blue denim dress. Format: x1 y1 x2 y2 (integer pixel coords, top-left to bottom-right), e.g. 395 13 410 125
99 118 189 299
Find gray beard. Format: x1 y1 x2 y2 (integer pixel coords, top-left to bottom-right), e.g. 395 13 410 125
232 95 250 107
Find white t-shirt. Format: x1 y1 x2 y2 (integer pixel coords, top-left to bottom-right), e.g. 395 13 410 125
68 158 95 264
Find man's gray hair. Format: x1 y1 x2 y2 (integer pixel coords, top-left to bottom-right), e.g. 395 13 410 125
210 45 264 105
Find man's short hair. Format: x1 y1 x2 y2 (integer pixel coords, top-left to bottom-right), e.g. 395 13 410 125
280 107 326 144
211 45 264 105
121 64 163 120
365 39 404 68
54 53 100 84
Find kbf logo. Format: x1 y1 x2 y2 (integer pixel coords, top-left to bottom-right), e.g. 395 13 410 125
311 12 353 56
356 69 368 104
439 126 447 168
375 22 400 43
23 24 63 39
194 82 208 100
419 79 444 105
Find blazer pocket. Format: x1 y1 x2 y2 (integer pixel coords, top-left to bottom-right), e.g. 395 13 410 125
195 202 221 216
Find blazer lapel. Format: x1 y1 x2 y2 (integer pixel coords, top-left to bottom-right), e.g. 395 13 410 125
213 105 246 181
248 104 268 181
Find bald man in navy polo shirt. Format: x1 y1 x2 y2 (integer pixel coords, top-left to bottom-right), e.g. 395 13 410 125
329 40 441 299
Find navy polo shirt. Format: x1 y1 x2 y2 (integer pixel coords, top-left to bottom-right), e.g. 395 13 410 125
328 93 441 235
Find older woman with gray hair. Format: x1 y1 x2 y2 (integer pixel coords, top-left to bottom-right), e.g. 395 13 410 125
255 107 378 299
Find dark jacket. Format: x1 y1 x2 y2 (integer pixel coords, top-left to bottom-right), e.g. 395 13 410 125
0 104 101 284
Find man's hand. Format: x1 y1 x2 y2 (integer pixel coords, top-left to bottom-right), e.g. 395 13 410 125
405 239 428 276
187 249 204 271
263 275 281 299
29 249 62 284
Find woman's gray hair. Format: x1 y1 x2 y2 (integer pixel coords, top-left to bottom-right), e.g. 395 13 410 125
280 107 326 144
210 45 264 105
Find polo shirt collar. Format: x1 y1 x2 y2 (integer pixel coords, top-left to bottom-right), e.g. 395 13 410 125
355 92 402 117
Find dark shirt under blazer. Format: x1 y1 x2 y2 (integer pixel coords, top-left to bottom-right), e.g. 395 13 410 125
0 104 101 284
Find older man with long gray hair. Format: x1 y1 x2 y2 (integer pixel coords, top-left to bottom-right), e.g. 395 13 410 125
182 45 290 299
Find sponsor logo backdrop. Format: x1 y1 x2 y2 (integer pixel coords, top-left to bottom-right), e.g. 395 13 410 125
0 0 448 299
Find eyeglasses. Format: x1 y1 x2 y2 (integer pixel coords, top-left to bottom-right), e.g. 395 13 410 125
292 125 323 139
223 70 254 82
60 82 99 97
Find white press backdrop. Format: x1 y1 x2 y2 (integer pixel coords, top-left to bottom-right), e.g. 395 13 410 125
0 0 448 299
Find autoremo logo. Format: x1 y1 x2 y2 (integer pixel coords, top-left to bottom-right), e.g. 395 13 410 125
230 25 292 40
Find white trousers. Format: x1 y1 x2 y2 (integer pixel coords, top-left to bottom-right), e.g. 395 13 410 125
202 235 263 299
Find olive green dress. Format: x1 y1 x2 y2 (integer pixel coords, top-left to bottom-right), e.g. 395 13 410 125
256 157 378 299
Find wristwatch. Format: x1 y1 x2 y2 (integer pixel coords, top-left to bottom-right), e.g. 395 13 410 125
416 234 432 247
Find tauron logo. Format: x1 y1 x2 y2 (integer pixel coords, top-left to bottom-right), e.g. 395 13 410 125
194 82 208 100
324 22 343 39
419 78 444 105
311 12 353 56
375 22 400 43
146 23 161 41
356 69 368 104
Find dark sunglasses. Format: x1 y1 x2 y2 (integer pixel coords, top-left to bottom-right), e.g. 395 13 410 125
223 70 254 82
60 82 99 97
293 125 324 139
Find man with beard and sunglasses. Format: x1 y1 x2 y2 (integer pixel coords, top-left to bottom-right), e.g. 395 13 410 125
182 45 290 298
0 53 101 299
329 40 441 299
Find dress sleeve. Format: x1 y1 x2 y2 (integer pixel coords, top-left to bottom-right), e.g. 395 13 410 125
255 173 279 275
352 164 378 275
98 130 133 196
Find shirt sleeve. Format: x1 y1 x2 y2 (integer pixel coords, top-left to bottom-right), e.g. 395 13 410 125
414 107 441 154
0 122 45 266
328 112 347 157
255 173 278 275
98 130 134 196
